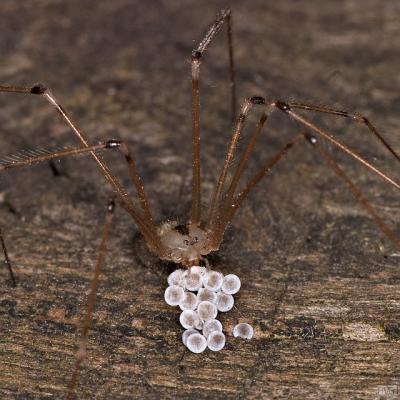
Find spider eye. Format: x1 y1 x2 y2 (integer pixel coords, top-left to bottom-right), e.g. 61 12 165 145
183 239 190 246
193 236 199 242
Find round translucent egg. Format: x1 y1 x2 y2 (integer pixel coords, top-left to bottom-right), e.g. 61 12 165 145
197 301 218 321
216 292 234 312
179 291 198 311
186 333 207 353
233 323 254 339
203 271 223 292
197 288 217 304
207 331 226 351
179 310 201 329
190 265 206 276
182 328 198 347
167 269 185 287
183 271 203 291
221 274 241 295
164 285 184 306
202 319 223 338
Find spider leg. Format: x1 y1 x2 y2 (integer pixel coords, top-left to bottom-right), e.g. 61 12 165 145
0 139 154 224
273 101 400 190
219 109 269 222
67 197 115 400
289 102 399 162
304 134 399 250
0 228 16 286
211 131 304 246
191 8 235 225
0 85 163 254
0 141 114 171
212 129 399 250
206 97 264 230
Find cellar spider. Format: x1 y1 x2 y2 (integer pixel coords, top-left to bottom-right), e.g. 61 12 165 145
0 8 399 399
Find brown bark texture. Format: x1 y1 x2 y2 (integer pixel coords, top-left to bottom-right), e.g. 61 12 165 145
0 1 399 399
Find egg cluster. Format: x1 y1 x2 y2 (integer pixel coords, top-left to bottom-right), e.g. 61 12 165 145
164 266 253 353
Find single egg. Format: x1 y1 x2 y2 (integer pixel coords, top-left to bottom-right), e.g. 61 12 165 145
207 331 226 351
216 292 234 312
164 285 184 306
233 323 254 339
190 265 207 276
202 319 223 338
186 333 207 353
183 271 203 291
197 288 217 304
179 310 201 329
167 269 185 287
197 301 218 321
182 329 198 347
179 291 198 311
203 271 223 292
221 274 241 295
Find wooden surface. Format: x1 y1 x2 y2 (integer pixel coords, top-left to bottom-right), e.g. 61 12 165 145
0 1 399 399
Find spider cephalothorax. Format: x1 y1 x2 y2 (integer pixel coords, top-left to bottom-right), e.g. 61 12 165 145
157 221 215 266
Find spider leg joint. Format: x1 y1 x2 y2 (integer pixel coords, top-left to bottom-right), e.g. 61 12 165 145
274 100 291 112
105 139 122 149
30 84 47 95
192 50 202 60
250 96 265 105
304 133 318 145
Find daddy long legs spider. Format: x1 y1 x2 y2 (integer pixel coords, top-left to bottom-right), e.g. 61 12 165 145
1 4 399 399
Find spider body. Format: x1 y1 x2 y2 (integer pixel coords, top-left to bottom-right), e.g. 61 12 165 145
157 221 213 265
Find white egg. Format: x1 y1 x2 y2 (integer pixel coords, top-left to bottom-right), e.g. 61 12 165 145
189 265 207 276
182 329 198 347
221 274 241 294
167 269 185 287
233 323 254 339
179 310 201 329
197 301 218 321
202 319 223 338
186 333 207 353
183 271 203 291
207 331 226 351
203 271 223 292
179 291 198 310
216 292 234 312
164 285 184 306
197 288 217 304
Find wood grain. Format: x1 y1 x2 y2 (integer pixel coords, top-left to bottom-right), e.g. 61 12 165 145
0 1 399 399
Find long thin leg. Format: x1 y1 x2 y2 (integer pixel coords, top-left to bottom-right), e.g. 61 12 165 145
205 95 398 248
220 110 269 218
0 139 154 227
211 132 304 246
304 134 400 250
206 97 262 230
273 101 400 190
212 130 399 250
0 85 162 254
0 142 113 171
190 8 236 225
67 198 115 400
289 102 400 162
0 228 16 286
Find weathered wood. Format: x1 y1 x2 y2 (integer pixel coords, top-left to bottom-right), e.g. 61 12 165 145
0 1 399 399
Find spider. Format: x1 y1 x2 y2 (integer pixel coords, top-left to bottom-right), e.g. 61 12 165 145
0 8 399 399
